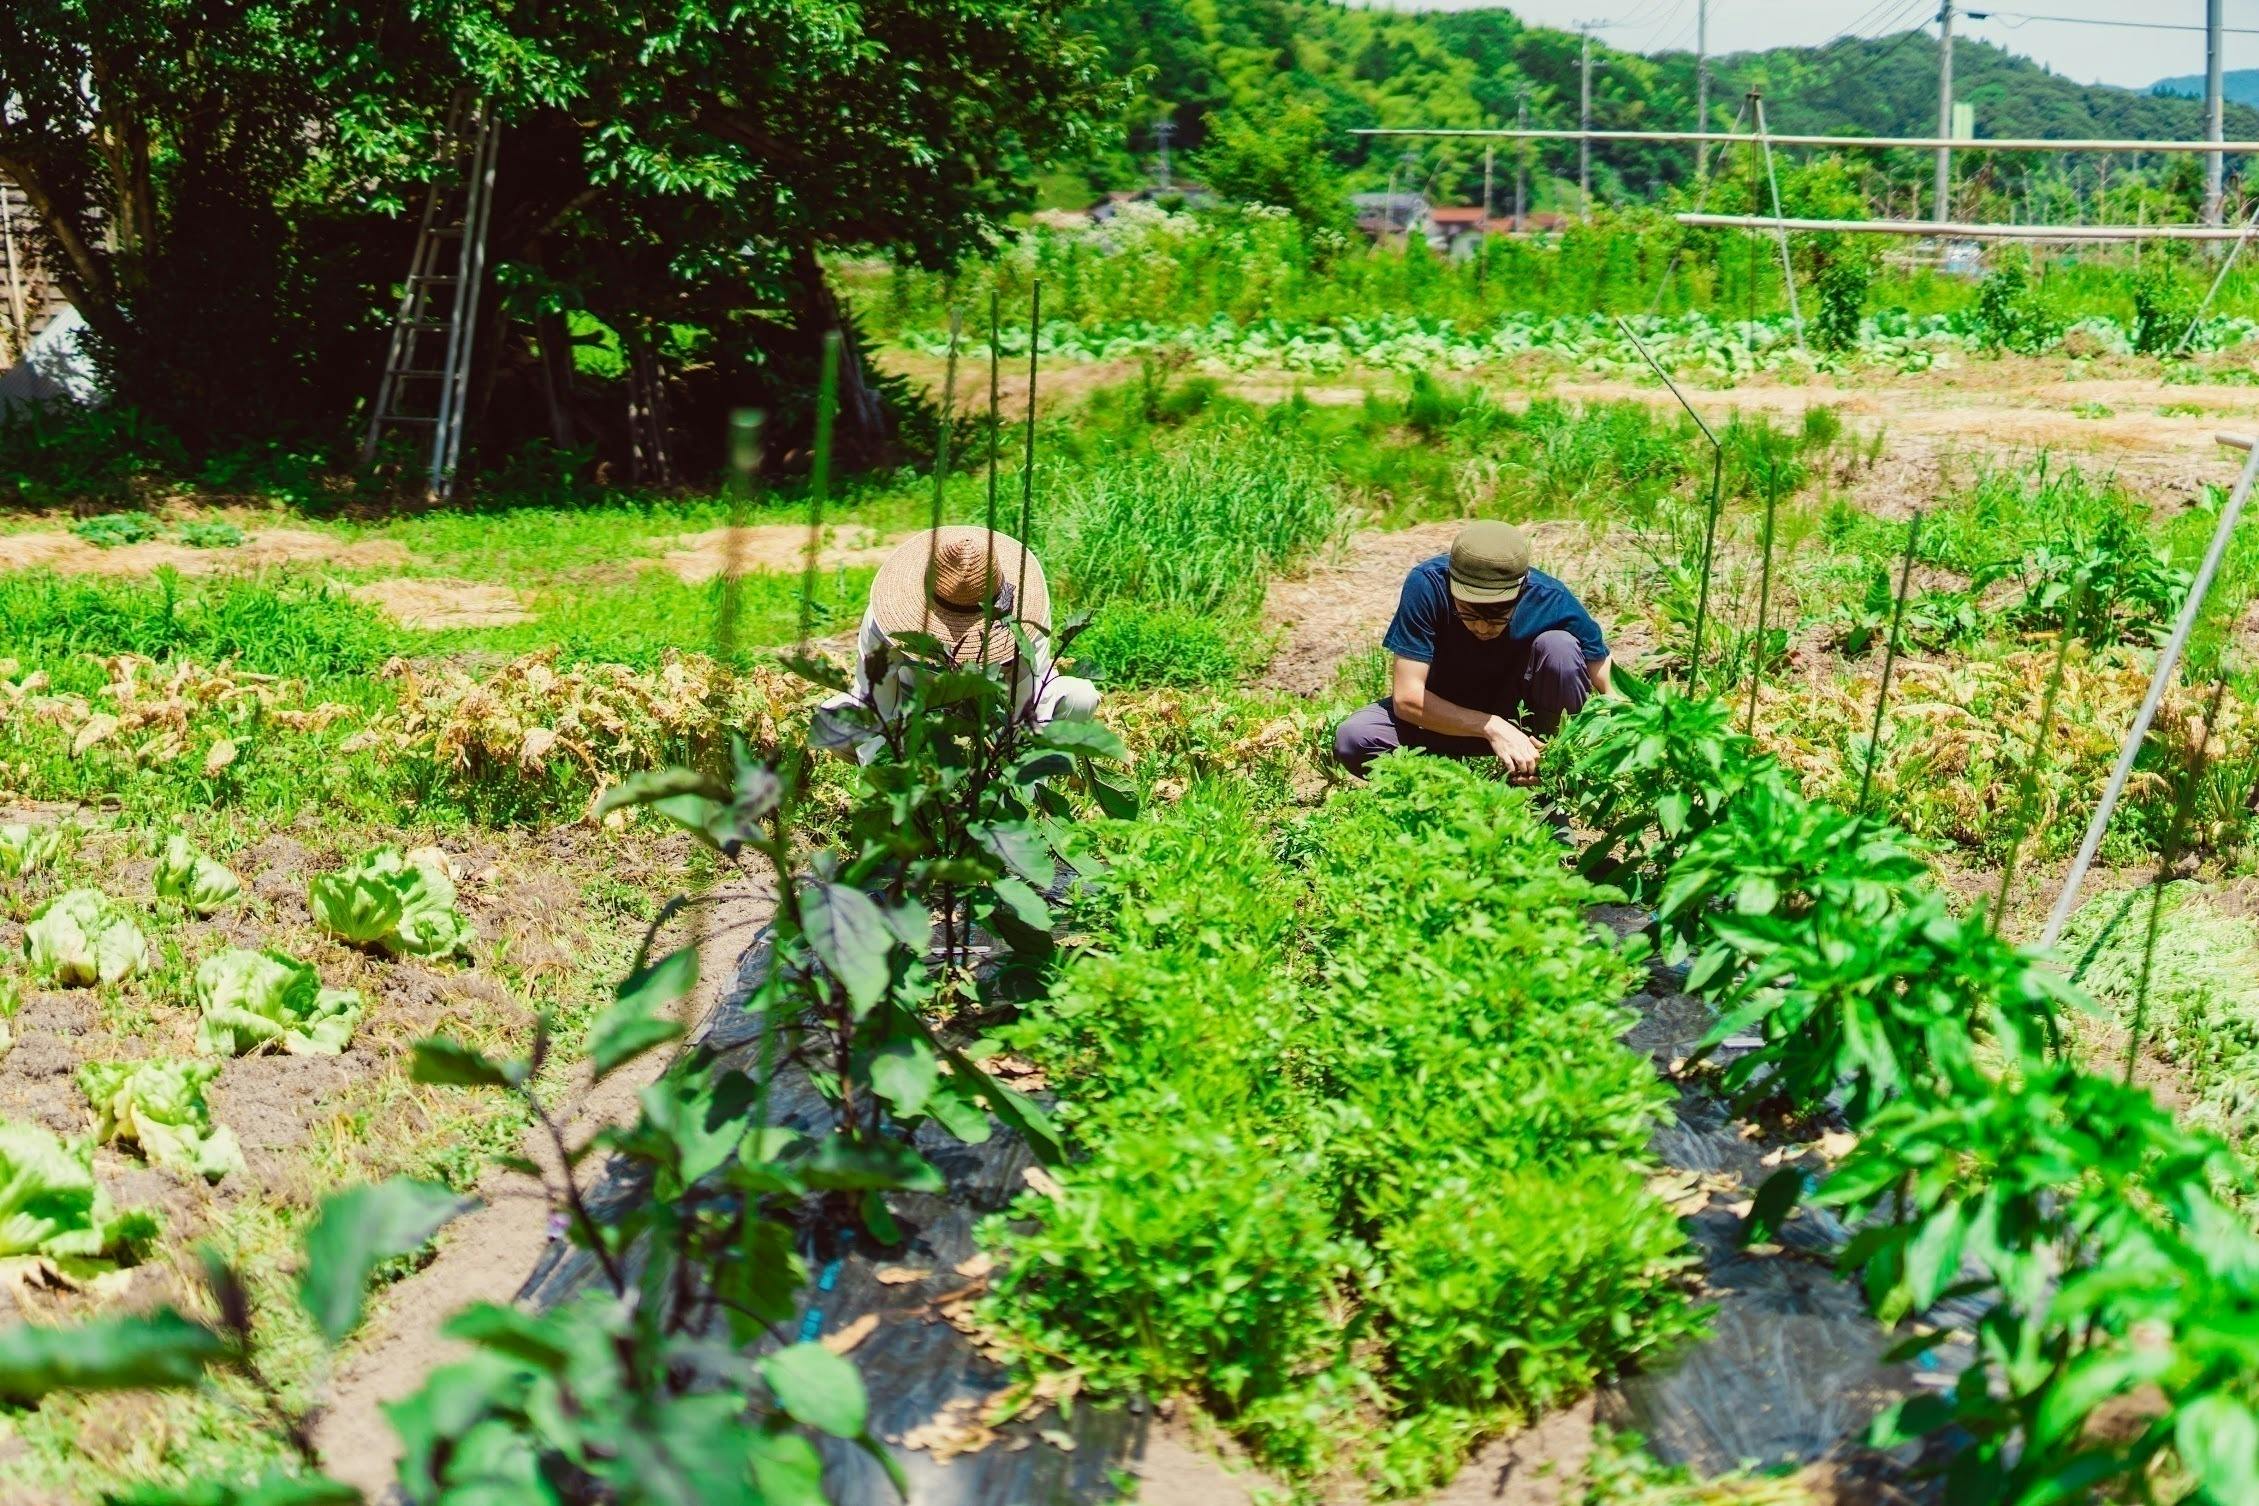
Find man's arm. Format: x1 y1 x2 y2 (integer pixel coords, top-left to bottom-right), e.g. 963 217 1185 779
1393 657 1540 776
1590 653 1615 696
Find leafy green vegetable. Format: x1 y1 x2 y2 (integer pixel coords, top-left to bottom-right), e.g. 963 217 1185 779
308 846 472 959
77 1058 246 1183
0 823 65 878
0 1117 157 1260
24 888 149 987
69 513 162 548
193 949 363 1057
154 834 243 914
176 520 247 550
0 978 20 1061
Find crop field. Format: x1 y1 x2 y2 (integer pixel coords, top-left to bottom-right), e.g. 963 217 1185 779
12 207 2259 1506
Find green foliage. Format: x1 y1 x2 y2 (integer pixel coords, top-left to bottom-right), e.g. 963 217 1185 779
70 513 164 549
989 760 1696 1487
24 888 150 987
77 1058 245 1183
1194 103 1352 234
306 847 473 959
1070 602 1251 687
2135 256 2202 355
0 571 395 683
0 1118 157 1261
192 949 364 1057
2064 884 2259 1143
177 521 248 549
153 833 244 914
1542 679 1780 900
1970 252 2063 355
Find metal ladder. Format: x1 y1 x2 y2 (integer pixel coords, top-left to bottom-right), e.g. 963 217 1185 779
362 90 499 499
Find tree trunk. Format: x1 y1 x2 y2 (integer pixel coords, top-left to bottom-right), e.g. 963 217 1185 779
790 236 890 467
535 307 578 451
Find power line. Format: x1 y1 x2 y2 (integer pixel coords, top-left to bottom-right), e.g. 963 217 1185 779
1966 10 2259 35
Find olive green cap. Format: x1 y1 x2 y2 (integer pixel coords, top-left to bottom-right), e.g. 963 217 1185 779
1447 521 1530 604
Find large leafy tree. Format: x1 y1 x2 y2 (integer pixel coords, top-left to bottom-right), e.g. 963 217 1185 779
2 0 1116 468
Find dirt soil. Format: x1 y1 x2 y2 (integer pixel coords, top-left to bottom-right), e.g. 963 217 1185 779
0 529 409 578
663 523 894 584
350 578 532 629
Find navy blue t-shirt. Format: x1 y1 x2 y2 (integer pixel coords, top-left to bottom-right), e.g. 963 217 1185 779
1382 556 1608 718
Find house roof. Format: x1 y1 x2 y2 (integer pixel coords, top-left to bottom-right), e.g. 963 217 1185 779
1428 206 1487 224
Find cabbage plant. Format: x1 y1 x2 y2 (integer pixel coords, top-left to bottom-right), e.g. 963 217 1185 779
308 847 473 959
77 1058 245 1183
0 978 19 1060
0 823 65 878
153 835 242 914
0 1117 157 1260
24 889 149 987
194 949 363 1056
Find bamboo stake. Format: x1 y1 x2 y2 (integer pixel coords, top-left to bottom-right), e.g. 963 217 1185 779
1856 512 1922 816
800 331 840 655
1355 127 2259 155
1989 577 2085 937
1744 466 1780 738
1017 281 1041 627
1752 96 1806 352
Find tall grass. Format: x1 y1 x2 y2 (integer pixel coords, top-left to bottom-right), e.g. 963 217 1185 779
1049 423 1344 618
0 570 397 685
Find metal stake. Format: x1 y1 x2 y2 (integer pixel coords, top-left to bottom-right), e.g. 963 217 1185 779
1615 318 1723 687
2041 430 2259 948
921 309 961 637
1857 511 1923 815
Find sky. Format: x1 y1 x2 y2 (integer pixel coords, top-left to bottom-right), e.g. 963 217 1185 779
1428 1 2256 92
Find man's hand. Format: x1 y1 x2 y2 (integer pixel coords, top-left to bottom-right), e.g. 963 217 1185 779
1484 717 1540 781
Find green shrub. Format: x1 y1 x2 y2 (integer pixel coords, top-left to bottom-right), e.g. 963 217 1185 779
2134 257 2200 355
1970 251 2062 354
69 513 163 548
1069 602 1253 688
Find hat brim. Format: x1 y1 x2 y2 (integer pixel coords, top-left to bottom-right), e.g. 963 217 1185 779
1448 575 1525 606
869 527 1052 642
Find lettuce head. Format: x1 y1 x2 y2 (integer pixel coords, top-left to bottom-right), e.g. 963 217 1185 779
78 1058 245 1183
154 834 243 914
0 823 65 878
308 846 472 959
0 1117 159 1260
25 889 149 987
194 948 364 1057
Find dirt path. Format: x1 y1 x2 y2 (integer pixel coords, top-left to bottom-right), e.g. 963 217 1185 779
311 875 776 1494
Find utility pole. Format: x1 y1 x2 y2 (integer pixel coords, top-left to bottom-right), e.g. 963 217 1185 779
1695 0 1711 181
1515 91 1530 231
1580 24 1595 220
1483 143 1495 227
1154 117 1175 191
2206 0 2226 225
1933 0 1951 222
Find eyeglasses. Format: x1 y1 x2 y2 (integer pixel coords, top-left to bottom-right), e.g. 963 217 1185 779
1452 600 1514 626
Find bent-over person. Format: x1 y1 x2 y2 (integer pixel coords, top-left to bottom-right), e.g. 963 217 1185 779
814 526 1100 761
1333 520 1612 780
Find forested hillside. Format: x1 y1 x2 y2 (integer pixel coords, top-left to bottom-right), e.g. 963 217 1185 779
1070 0 2259 210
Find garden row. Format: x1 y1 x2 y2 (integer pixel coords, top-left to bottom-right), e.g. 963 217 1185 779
0 828 476 1257
979 757 1702 1495
1547 678 2259 1504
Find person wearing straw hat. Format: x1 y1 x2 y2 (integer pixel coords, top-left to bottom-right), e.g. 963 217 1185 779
813 525 1100 759
1332 520 1612 780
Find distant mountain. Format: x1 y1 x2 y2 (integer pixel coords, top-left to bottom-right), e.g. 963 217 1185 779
2152 69 2259 109
1069 1 2259 200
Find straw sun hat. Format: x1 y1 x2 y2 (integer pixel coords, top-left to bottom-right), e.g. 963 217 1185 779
868 526 1052 667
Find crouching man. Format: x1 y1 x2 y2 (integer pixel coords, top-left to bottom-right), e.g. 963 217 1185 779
1333 520 1612 780
814 526 1100 761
